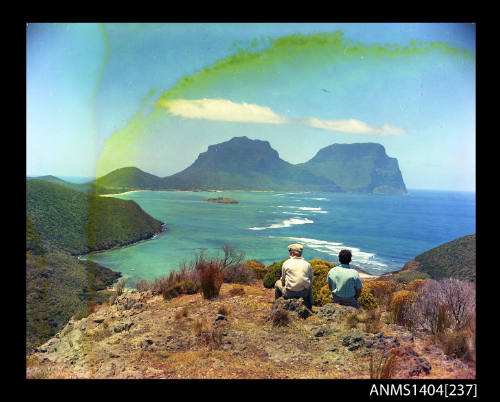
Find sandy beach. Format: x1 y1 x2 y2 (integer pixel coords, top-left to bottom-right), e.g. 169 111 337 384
99 189 152 197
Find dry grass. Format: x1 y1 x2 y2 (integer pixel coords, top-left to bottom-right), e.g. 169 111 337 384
369 349 399 379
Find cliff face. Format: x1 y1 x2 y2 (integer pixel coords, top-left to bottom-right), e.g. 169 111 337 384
34 138 407 194
299 143 407 194
162 136 341 192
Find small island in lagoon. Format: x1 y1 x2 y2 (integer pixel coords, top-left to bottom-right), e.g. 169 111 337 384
204 197 238 204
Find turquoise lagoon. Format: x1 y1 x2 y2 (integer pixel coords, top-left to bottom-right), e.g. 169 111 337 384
87 189 476 283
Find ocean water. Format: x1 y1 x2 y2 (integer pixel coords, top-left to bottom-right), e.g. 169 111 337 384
87 189 476 282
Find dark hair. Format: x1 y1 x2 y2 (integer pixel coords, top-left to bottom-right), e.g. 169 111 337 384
338 249 352 264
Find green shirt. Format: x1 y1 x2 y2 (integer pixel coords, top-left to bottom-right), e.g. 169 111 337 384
326 264 363 298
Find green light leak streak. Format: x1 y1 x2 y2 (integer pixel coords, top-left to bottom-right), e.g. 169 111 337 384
96 30 475 176
85 23 110 377
158 31 474 101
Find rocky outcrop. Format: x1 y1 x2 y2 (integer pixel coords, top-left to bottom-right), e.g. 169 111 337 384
26 284 474 379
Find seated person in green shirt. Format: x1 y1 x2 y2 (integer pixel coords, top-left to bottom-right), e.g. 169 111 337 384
326 249 362 308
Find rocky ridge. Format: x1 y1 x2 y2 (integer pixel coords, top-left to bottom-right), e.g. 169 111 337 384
26 283 474 379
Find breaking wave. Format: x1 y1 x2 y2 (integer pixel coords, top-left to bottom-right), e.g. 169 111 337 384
249 218 314 231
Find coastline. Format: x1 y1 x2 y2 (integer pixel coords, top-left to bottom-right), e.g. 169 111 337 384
76 224 167 260
99 189 153 197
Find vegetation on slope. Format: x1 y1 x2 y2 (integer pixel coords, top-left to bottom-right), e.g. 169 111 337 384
399 234 476 281
299 143 407 194
26 179 165 350
27 179 164 255
26 250 120 351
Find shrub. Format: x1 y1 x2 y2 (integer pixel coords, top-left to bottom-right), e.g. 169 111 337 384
369 349 399 379
316 284 332 306
223 263 256 285
364 280 392 306
262 260 286 288
114 278 128 296
271 308 290 327
229 285 245 296
415 279 475 334
393 270 430 283
358 286 378 310
389 290 418 327
438 329 475 361
193 319 223 349
362 309 383 333
345 313 359 329
198 259 224 299
246 260 267 280
161 280 199 300
407 279 425 292
133 278 151 292
310 260 335 306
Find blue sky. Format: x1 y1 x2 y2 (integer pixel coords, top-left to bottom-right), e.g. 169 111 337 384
26 23 475 191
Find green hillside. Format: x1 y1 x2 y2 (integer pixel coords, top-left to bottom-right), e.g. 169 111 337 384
27 179 165 254
93 166 164 193
26 179 166 350
397 234 476 281
30 175 91 193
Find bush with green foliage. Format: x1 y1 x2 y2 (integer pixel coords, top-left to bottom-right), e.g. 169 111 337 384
363 280 392 307
393 270 431 283
162 280 200 300
246 260 267 280
262 260 287 288
358 286 378 310
316 284 333 306
310 259 335 306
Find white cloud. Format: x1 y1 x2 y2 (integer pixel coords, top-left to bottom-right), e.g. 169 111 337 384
158 98 406 136
158 98 290 125
300 117 407 136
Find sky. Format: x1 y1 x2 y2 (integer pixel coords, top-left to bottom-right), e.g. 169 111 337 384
26 23 476 191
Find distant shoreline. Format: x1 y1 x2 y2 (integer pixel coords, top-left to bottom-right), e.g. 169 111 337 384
99 190 153 197
76 224 167 260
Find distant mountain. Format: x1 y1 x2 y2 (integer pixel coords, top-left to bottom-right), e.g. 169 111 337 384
35 137 407 194
396 234 476 282
94 166 164 193
162 136 341 192
29 175 91 193
298 143 407 194
26 179 165 255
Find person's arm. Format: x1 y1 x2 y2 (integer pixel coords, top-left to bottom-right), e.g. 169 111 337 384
308 264 313 284
281 264 286 286
354 274 362 299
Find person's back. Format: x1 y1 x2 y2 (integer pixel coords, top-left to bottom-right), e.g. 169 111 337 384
327 249 362 308
327 265 361 297
282 256 312 291
274 243 314 309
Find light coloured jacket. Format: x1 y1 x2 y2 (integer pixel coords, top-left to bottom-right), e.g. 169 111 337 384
281 256 313 291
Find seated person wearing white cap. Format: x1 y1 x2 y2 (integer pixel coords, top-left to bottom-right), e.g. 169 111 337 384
274 243 314 310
